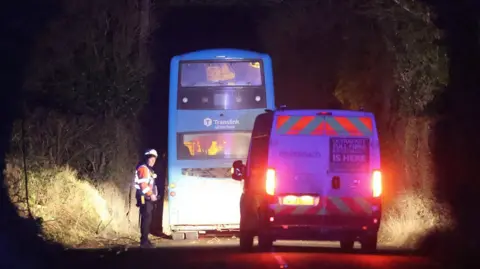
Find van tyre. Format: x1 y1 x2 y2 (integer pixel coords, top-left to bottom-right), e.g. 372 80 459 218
360 234 378 253
239 230 254 252
340 240 355 251
258 234 273 252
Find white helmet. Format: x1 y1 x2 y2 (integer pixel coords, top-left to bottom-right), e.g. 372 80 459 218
144 149 158 158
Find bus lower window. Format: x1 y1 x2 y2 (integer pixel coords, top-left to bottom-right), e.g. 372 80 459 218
177 132 252 160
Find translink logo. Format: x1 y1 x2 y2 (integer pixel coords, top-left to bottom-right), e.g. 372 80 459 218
214 119 240 125
203 117 240 129
204 118 213 127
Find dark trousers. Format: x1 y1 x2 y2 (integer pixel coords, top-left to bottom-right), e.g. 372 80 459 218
139 200 154 243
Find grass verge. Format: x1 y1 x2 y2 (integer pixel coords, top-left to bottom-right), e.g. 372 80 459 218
5 163 139 247
379 189 454 248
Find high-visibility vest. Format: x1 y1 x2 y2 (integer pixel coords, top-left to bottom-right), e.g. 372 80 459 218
133 164 156 197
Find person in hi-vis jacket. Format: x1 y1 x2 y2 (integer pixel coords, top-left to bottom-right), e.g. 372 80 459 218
134 149 158 248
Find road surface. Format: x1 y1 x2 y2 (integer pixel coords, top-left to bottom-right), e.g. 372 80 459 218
56 238 440 269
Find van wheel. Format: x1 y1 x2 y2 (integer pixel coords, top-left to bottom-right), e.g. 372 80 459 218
239 230 254 252
360 234 377 252
258 234 273 252
340 240 355 251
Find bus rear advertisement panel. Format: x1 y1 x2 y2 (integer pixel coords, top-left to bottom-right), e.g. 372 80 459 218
175 109 260 132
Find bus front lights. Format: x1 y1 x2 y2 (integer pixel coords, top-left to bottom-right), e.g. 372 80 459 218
182 97 188 103
266 168 276 196
255 96 261 102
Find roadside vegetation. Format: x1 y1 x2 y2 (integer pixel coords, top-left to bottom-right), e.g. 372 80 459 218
4 0 451 248
261 0 450 248
379 190 453 248
5 164 139 246
3 0 153 247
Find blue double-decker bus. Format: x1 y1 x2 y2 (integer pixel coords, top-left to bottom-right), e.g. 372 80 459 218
162 49 276 240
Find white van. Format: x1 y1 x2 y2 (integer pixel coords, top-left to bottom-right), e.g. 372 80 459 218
231 109 382 252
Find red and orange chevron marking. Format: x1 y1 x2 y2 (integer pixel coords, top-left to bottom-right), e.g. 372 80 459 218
272 196 376 216
275 115 373 136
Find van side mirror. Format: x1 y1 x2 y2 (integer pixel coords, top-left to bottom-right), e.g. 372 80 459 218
231 160 245 181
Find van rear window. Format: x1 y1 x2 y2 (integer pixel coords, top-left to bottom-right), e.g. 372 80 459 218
275 115 373 136
330 137 370 172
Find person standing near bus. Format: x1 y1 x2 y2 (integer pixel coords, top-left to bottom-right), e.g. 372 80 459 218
134 149 158 248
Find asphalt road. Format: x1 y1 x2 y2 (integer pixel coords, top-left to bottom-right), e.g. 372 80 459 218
56 238 441 269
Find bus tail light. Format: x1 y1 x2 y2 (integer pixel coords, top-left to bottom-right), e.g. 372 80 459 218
266 168 276 195
372 170 382 197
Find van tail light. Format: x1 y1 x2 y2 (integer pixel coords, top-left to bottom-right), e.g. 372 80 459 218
372 170 382 197
266 168 276 195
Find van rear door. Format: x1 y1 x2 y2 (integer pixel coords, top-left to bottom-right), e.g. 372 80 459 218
269 111 379 217
323 114 378 218
269 114 328 196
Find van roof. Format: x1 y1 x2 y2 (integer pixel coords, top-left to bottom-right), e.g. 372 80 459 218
268 109 377 137
272 109 374 118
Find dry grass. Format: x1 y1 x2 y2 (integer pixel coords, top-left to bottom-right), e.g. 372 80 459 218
379 189 454 248
5 163 139 247
376 116 454 249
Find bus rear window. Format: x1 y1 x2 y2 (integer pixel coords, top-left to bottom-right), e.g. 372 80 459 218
177 131 251 160
275 115 373 137
180 61 264 87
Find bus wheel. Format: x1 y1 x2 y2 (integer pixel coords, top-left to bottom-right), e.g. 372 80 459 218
239 230 254 252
